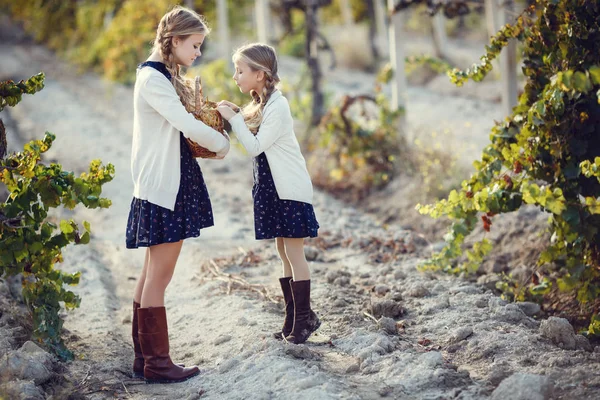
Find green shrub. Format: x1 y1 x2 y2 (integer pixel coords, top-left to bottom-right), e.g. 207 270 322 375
416 1 600 334
1 74 114 359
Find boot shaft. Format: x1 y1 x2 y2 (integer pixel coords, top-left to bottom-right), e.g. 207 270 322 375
279 277 294 314
287 279 321 344
137 306 170 358
137 306 200 383
290 279 312 316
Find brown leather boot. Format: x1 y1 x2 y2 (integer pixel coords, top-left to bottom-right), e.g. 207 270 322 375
132 301 144 378
138 306 200 383
285 280 321 344
273 277 294 340
132 301 185 379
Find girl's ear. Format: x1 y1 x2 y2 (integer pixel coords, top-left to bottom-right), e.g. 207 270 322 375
256 70 265 82
172 37 179 48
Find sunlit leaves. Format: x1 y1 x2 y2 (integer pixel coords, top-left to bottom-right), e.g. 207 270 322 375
0 73 45 111
448 16 531 86
580 157 600 182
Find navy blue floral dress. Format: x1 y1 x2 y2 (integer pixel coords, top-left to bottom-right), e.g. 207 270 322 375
126 61 214 249
253 153 319 240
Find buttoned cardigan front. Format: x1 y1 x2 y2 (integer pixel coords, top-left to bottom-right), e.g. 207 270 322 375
131 66 229 211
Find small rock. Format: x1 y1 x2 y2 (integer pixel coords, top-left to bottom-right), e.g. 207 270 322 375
539 317 577 350
357 345 384 363
326 270 351 284
494 304 528 324
6 275 24 302
475 297 489 308
405 284 430 298
0 342 54 385
446 343 461 353
488 365 513 386
0 279 10 297
186 387 206 400
121 314 132 324
491 373 553 400
449 285 481 295
420 351 443 368
516 302 541 317
285 345 320 360
333 276 351 287
332 298 348 308
19 342 46 355
574 334 593 352
378 385 393 397
378 317 397 335
0 330 16 355
371 299 404 319
393 270 406 280
450 326 473 343
0 379 45 400
488 297 507 309
213 334 232 346
304 246 322 261
373 284 390 296
345 362 360 373
434 296 450 310
217 357 239 373
390 291 403 301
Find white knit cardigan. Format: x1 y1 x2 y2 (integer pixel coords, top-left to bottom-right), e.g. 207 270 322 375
130 66 229 210
229 90 314 204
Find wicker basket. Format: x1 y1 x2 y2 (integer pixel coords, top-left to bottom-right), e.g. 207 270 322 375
186 76 227 158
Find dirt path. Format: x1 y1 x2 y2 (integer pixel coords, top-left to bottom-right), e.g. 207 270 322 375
2 30 600 400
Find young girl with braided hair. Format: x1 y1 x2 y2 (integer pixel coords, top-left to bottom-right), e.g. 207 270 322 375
126 6 229 383
217 43 320 344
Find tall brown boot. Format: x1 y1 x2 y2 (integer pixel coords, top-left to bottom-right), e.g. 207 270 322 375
273 277 294 340
132 301 184 379
285 280 321 344
138 306 200 384
132 301 144 378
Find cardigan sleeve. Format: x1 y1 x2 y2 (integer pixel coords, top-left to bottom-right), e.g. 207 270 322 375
141 75 229 153
228 103 284 157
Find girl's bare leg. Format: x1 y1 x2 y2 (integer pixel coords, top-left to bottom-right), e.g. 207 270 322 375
283 238 310 281
275 237 293 277
140 241 184 308
133 248 150 304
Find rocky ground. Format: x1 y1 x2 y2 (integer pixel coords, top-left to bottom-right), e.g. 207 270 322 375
1 15 600 400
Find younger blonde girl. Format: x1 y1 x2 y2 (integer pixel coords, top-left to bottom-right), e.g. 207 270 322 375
217 43 320 344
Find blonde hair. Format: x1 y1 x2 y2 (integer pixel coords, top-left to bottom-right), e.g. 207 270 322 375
233 43 280 134
152 5 210 111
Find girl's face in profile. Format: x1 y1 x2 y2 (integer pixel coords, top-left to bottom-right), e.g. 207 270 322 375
172 34 204 67
233 60 263 94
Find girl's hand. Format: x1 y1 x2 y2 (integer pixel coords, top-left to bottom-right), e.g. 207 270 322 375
217 100 240 111
217 105 237 121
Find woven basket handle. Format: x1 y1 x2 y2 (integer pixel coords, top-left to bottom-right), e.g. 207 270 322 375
194 76 204 114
